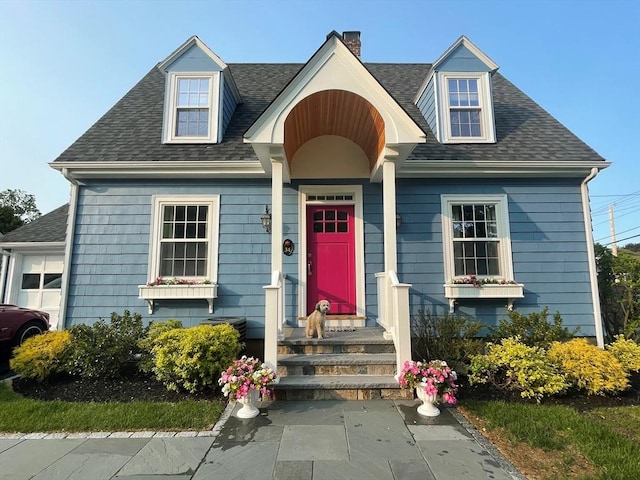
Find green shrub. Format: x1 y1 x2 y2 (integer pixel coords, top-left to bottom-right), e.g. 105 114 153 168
66 310 146 379
469 336 568 402
548 338 630 395
411 310 484 370
138 319 184 373
491 307 577 348
10 331 72 381
151 324 241 393
606 335 640 373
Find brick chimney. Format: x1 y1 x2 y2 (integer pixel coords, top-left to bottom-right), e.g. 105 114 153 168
342 31 361 58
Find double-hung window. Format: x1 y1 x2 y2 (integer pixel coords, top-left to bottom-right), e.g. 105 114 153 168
440 72 495 143
441 194 514 282
163 73 219 143
148 195 220 282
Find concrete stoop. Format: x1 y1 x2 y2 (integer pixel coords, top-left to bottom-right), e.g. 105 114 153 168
273 327 411 401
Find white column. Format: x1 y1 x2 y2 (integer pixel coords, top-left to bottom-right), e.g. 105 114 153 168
382 159 398 274
270 151 284 273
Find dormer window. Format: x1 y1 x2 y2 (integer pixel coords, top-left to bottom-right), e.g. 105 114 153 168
163 72 219 143
439 72 495 144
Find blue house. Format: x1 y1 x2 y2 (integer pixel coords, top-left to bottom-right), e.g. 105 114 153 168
0 32 609 397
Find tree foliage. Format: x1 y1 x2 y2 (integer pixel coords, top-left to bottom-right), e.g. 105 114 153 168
0 205 24 234
0 189 41 225
596 243 640 342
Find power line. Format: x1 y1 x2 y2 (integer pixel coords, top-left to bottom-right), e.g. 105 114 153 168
603 233 640 246
595 225 640 243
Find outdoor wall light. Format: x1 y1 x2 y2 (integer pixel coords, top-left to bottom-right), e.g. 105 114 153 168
261 205 272 234
396 214 402 229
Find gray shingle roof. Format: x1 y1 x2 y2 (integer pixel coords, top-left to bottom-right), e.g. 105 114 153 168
52 62 605 165
0 204 68 243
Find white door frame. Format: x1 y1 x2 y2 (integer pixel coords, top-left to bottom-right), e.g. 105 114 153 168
297 185 366 320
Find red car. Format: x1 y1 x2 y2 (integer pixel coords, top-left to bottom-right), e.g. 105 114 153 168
0 304 50 346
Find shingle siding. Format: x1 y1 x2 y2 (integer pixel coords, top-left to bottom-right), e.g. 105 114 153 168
395 178 595 335
66 181 274 338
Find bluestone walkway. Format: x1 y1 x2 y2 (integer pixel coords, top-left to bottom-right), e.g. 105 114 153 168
0 400 525 480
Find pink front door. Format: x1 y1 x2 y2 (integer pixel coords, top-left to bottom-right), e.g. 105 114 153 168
306 205 356 314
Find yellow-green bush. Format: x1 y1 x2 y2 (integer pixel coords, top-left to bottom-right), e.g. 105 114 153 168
138 319 184 373
10 331 72 381
151 324 241 393
468 336 568 402
606 335 640 373
548 338 629 395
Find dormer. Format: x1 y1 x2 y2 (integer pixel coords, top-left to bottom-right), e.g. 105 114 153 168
158 36 241 144
415 36 498 144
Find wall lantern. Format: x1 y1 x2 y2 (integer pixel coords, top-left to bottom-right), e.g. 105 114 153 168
261 205 272 234
396 214 402 229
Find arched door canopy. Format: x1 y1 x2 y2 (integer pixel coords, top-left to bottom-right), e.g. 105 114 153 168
284 90 384 172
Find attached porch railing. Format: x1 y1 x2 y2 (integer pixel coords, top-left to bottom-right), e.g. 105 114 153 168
264 270 287 374
376 270 412 377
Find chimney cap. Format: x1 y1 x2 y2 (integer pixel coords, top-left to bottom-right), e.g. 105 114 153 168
342 31 361 41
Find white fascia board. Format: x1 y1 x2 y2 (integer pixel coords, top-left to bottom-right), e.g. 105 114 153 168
50 161 266 180
158 36 228 72
397 160 611 178
432 36 499 73
0 242 65 251
244 35 426 146
415 36 498 105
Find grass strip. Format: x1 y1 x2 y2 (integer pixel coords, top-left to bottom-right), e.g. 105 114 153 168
463 400 640 480
0 383 226 433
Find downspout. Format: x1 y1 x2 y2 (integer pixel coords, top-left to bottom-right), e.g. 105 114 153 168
581 167 604 348
58 168 79 330
0 249 10 302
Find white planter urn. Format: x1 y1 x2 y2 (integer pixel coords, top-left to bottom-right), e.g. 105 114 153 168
236 389 260 419
416 382 440 417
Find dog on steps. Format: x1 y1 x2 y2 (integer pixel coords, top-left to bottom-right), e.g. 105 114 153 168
305 300 330 339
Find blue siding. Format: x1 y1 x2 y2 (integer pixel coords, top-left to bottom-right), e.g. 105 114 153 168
437 44 492 72
396 178 596 336
67 180 272 339
67 178 596 338
221 76 237 136
165 44 223 72
416 77 438 139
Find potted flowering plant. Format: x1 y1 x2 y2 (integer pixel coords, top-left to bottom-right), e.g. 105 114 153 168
219 356 277 418
397 359 459 416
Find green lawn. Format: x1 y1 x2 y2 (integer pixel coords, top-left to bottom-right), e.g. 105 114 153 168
463 400 640 480
0 383 226 433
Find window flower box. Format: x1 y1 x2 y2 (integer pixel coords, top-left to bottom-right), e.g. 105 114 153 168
443 283 524 313
138 284 218 314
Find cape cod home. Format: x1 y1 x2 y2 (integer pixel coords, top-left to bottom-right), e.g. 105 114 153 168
0 32 609 398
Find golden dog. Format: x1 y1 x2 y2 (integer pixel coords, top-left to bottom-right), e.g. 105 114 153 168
305 300 330 339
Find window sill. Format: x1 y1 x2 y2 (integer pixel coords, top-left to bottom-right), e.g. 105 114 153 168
443 283 524 313
138 284 218 314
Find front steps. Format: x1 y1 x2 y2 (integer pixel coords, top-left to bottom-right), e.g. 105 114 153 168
273 326 412 400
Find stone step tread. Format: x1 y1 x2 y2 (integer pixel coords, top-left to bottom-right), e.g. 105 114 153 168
275 375 400 390
278 353 396 365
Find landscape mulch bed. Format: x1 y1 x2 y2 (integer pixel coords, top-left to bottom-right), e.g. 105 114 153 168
11 373 222 403
9 372 640 408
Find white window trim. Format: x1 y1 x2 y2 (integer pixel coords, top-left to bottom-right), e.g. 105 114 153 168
163 72 220 144
441 194 523 312
438 72 495 144
441 194 515 283
146 195 220 284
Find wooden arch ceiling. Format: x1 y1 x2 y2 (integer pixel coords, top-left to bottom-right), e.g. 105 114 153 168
283 90 385 171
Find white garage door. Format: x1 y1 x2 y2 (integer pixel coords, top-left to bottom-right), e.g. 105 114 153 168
17 254 63 330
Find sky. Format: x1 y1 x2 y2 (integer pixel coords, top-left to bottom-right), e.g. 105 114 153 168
0 0 638 247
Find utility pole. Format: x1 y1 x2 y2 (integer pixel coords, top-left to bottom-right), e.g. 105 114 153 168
609 205 618 256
